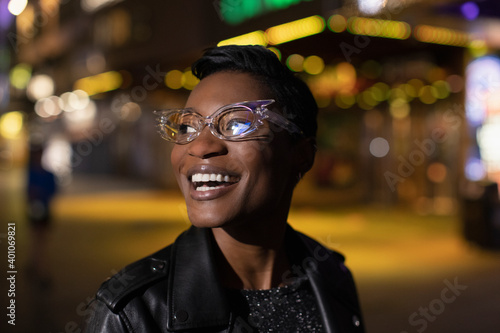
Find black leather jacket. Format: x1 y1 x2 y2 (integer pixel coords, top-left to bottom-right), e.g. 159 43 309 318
84 226 365 333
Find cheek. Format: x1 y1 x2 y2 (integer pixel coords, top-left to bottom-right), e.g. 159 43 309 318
170 146 184 178
244 142 293 188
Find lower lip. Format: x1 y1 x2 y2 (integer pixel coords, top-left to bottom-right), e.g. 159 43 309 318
189 182 238 201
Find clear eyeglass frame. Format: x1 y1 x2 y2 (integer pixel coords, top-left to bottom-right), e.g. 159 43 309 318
154 99 303 144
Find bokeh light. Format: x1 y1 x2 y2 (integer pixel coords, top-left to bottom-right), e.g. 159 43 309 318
303 55 324 75
427 162 447 183
418 85 438 104
182 70 200 90
266 15 325 45
8 0 28 15
401 83 416 100
446 74 465 93
358 0 386 15
74 71 123 96
347 16 411 40
27 74 55 101
432 80 451 99
427 66 446 82
218 30 268 47
389 86 407 102
335 95 356 109
59 90 90 112
328 14 347 33
86 51 107 74
63 100 97 124
361 90 378 107
0 112 24 139
465 157 486 181
466 56 500 126
81 0 121 13
371 82 390 101
390 98 410 119
120 102 142 122
407 79 424 93
9 63 31 89
413 24 470 47
461 2 480 21
477 120 500 173
165 70 184 90
267 47 281 60
42 136 73 183
357 93 374 110
369 137 390 157
287 54 304 72
35 96 64 118
468 39 488 58
336 62 357 94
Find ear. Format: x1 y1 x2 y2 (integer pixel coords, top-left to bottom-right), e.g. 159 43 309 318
292 137 316 176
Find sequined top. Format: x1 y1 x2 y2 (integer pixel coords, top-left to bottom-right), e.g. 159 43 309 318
228 276 324 332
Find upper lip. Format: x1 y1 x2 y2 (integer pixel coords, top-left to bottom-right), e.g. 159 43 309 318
186 164 240 182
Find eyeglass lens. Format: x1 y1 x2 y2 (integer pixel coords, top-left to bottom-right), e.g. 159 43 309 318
161 106 260 143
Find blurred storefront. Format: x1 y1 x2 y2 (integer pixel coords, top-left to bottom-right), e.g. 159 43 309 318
1 0 500 216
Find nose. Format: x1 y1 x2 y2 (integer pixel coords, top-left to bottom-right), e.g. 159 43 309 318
187 126 228 159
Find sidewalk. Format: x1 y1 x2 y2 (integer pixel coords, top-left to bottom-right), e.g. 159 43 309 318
1 170 499 333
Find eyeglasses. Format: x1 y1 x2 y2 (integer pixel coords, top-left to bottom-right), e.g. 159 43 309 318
154 99 303 144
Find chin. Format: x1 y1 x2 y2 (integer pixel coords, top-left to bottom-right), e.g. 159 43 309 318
186 208 231 229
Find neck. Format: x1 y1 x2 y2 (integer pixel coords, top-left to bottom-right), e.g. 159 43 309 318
212 222 290 290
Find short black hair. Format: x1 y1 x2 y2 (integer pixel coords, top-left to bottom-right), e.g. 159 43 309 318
191 45 318 138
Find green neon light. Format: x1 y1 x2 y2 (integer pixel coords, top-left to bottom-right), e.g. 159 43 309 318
219 0 313 25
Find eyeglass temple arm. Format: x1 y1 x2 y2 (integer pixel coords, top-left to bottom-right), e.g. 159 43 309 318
263 111 303 135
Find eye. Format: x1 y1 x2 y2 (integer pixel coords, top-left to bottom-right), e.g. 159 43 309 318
174 113 199 135
225 119 252 135
179 124 197 135
218 108 256 137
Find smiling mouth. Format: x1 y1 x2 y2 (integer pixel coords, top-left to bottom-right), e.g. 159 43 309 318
190 173 240 192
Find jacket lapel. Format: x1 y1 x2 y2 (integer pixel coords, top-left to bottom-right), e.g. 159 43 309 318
286 226 365 333
166 227 230 332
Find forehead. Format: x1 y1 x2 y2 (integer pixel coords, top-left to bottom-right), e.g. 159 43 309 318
185 72 269 115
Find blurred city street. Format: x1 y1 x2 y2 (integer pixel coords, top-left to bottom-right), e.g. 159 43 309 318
3 2 500 332
1 168 499 333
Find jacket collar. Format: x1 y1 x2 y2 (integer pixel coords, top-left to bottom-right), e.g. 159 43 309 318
287 227 364 333
165 225 363 333
166 227 230 331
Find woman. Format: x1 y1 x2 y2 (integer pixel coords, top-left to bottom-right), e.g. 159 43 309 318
85 45 365 332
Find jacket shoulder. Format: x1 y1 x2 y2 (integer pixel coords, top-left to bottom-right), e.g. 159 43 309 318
293 229 346 263
95 244 172 312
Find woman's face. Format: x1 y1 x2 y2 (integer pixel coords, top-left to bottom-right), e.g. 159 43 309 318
171 71 297 229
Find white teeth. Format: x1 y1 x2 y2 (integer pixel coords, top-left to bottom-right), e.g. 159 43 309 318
190 173 239 186
196 185 224 191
